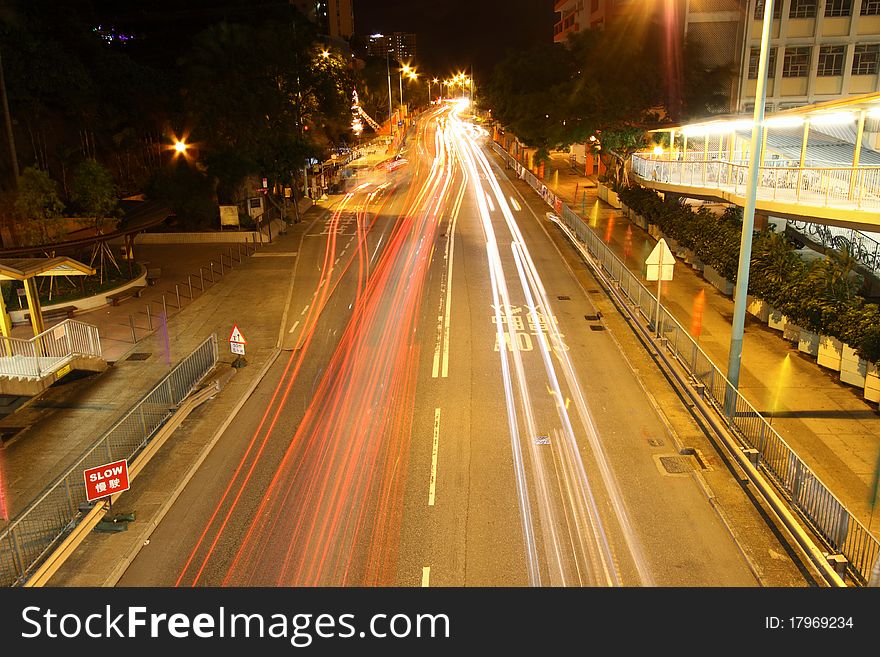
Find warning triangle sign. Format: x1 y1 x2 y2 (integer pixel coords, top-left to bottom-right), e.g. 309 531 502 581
229 324 246 344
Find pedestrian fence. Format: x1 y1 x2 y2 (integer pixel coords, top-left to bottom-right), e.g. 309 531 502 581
494 141 880 585
0 334 219 586
0 320 102 380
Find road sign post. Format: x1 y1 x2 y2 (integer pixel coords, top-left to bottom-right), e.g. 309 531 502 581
83 459 130 504
229 324 247 366
645 238 674 337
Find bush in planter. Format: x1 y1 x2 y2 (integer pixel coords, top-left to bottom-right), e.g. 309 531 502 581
700 207 741 282
788 248 862 338
748 229 805 309
839 302 880 365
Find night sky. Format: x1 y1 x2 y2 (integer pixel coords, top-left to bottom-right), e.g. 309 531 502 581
355 0 556 81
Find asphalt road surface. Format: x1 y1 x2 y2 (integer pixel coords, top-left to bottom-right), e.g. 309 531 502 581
119 103 807 587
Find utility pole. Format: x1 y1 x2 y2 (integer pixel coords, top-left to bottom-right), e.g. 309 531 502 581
0 48 19 188
386 52 393 136
725 0 775 415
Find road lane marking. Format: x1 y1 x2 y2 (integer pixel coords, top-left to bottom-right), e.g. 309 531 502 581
485 190 495 211
509 196 521 211
288 320 300 334
252 252 298 257
300 305 310 315
432 180 465 377
422 566 430 587
428 407 440 506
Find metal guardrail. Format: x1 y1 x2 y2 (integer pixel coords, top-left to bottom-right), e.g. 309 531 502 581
632 152 880 211
786 220 880 274
0 319 102 379
494 141 880 585
0 334 219 586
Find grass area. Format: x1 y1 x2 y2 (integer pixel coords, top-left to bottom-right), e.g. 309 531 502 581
3 264 144 309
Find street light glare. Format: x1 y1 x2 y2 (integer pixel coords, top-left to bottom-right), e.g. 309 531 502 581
321 50 330 58
174 140 187 153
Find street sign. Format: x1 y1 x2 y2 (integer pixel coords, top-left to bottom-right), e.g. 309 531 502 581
645 238 675 281
219 205 240 227
645 238 675 336
229 324 246 356
83 459 130 503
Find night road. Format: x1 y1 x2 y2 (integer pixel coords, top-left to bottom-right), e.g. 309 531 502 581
118 104 805 588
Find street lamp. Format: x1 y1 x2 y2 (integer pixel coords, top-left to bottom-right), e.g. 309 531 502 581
430 77 439 103
724 0 775 413
399 64 411 111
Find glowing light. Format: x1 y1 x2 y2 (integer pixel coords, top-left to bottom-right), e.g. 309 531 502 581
174 140 187 154
321 50 330 58
809 112 854 126
764 116 804 129
653 146 664 156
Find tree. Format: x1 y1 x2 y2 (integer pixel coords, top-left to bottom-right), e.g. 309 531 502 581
71 158 117 231
14 165 63 244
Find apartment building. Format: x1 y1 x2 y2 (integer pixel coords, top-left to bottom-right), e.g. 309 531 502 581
290 0 355 41
364 32 418 61
738 0 880 112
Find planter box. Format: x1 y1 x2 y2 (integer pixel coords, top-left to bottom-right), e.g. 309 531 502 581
597 183 621 208
783 321 801 343
703 264 734 296
840 344 867 388
865 362 880 403
797 329 819 355
817 335 843 371
683 248 695 265
768 307 787 331
746 295 770 323
633 213 648 230
691 257 704 272
647 223 658 238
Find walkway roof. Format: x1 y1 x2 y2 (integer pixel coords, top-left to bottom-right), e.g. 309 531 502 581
0 257 95 281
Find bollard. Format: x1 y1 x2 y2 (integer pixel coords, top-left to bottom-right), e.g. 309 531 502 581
175 284 181 308
188 275 194 299
162 294 167 317
230 247 236 265
129 314 137 343
237 243 242 261
200 267 205 289
146 304 153 331
219 257 224 275
210 262 215 283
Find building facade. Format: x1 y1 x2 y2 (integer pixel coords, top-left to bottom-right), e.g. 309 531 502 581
290 0 355 41
737 0 880 112
364 32 418 61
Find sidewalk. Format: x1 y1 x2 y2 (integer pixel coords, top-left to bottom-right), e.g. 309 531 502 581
525 149 880 536
0 217 314 543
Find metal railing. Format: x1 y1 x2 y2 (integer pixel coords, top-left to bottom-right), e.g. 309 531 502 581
632 152 880 211
787 220 880 274
494 141 880 585
0 334 219 586
0 319 102 379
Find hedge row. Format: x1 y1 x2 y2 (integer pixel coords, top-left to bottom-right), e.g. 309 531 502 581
618 185 880 364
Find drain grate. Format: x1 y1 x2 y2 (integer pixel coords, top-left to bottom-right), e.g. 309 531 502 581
647 438 664 447
659 455 694 474
588 290 601 294
584 314 599 321
126 352 152 361
557 295 571 301
589 325 606 331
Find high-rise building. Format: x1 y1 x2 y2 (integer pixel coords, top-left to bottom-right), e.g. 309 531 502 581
290 0 355 41
553 0 645 41
737 0 880 112
364 32 418 61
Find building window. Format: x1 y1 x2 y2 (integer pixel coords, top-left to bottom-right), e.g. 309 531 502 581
789 0 818 17
748 46 778 78
782 46 812 76
825 0 852 15
755 0 783 19
817 45 846 75
853 43 880 74
861 0 880 14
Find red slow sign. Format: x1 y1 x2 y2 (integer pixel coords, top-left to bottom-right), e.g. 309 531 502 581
83 459 130 503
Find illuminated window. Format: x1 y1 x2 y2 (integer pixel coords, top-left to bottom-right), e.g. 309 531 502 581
817 45 845 75
852 44 880 74
782 46 811 77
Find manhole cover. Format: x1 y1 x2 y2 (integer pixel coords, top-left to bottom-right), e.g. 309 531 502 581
126 353 152 361
589 325 606 331
659 455 694 475
557 295 571 301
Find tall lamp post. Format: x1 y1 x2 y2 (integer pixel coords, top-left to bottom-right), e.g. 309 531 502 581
386 52 394 136
725 0 775 414
399 64 410 112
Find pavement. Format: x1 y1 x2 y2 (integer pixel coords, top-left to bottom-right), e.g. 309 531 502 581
518 149 880 537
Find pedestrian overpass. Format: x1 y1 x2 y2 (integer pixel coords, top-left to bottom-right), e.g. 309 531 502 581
630 91 880 275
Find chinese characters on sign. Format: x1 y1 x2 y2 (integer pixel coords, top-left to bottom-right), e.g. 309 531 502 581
83 459 130 503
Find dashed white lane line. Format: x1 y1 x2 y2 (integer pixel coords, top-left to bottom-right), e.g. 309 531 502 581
300 305 310 315
288 320 300 334
485 190 495 211
509 196 521 211
421 566 431 587
429 407 440 506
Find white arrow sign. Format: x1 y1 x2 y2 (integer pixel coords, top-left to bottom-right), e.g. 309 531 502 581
645 238 675 282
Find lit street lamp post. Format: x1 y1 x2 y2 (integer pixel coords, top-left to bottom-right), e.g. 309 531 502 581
724 0 775 414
